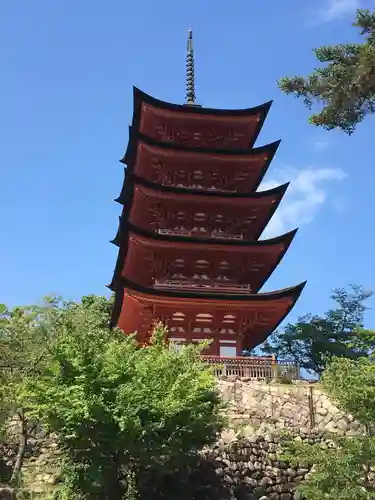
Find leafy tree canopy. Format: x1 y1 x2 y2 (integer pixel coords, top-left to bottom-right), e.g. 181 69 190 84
282 434 375 500
280 355 375 500
262 285 373 374
6 296 224 500
278 9 375 134
323 356 375 428
0 295 115 484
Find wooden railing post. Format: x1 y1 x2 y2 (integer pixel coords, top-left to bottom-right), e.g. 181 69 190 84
271 355 278 380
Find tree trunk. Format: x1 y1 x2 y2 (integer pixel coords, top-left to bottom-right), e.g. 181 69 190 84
10 408 27 484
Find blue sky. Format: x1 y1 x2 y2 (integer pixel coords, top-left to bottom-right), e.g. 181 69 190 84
1 0 374 328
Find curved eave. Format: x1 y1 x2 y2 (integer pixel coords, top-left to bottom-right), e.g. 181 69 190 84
110 278 306 329
133 86 273 118
131 87 272 150
115 174 289 204
109 224 296 291
116 226 297 295
108 178 289 288
109 179 290 282
242 287 304 350
115 223 297 249
121 126 281 167
123 277 306 301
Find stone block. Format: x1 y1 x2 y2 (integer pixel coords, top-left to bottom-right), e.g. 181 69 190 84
0 488 15 500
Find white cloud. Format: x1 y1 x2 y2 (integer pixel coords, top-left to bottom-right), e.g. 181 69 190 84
259 166 347 238
318 0 360 22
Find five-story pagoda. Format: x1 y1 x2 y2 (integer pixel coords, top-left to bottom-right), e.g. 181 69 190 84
109 30 306 356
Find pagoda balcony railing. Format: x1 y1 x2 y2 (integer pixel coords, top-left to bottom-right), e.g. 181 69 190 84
201 355 300 381
154 279 252 293
174 183 220 191
158 228 244 240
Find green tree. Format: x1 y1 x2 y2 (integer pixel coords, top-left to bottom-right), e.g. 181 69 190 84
0 300 59 484
348 327 375 355
278 9 375 134
280 356 375 499
282 434 375 500
0 295 114 485
21 300 224 500
323 356 375 429
262 285 373 375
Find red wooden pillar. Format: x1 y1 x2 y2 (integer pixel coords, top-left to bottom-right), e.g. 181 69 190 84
236 335 243 357
211 336 220 356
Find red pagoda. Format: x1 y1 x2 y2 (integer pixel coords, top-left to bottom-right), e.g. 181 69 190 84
109 30 305 356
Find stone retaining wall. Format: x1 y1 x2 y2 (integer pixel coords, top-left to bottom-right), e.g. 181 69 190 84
200 431 325 500
218 379 362 435
0 429 346 500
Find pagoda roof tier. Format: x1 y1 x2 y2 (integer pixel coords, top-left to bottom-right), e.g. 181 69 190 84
110 227 297 294
120 130 280 193
111 279 306 351
113 180 288 242
131 87 272 150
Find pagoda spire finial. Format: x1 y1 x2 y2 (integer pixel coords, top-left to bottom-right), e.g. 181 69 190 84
185 29 196 105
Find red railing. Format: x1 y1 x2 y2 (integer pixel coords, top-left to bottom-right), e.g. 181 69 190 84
201 355 300 380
